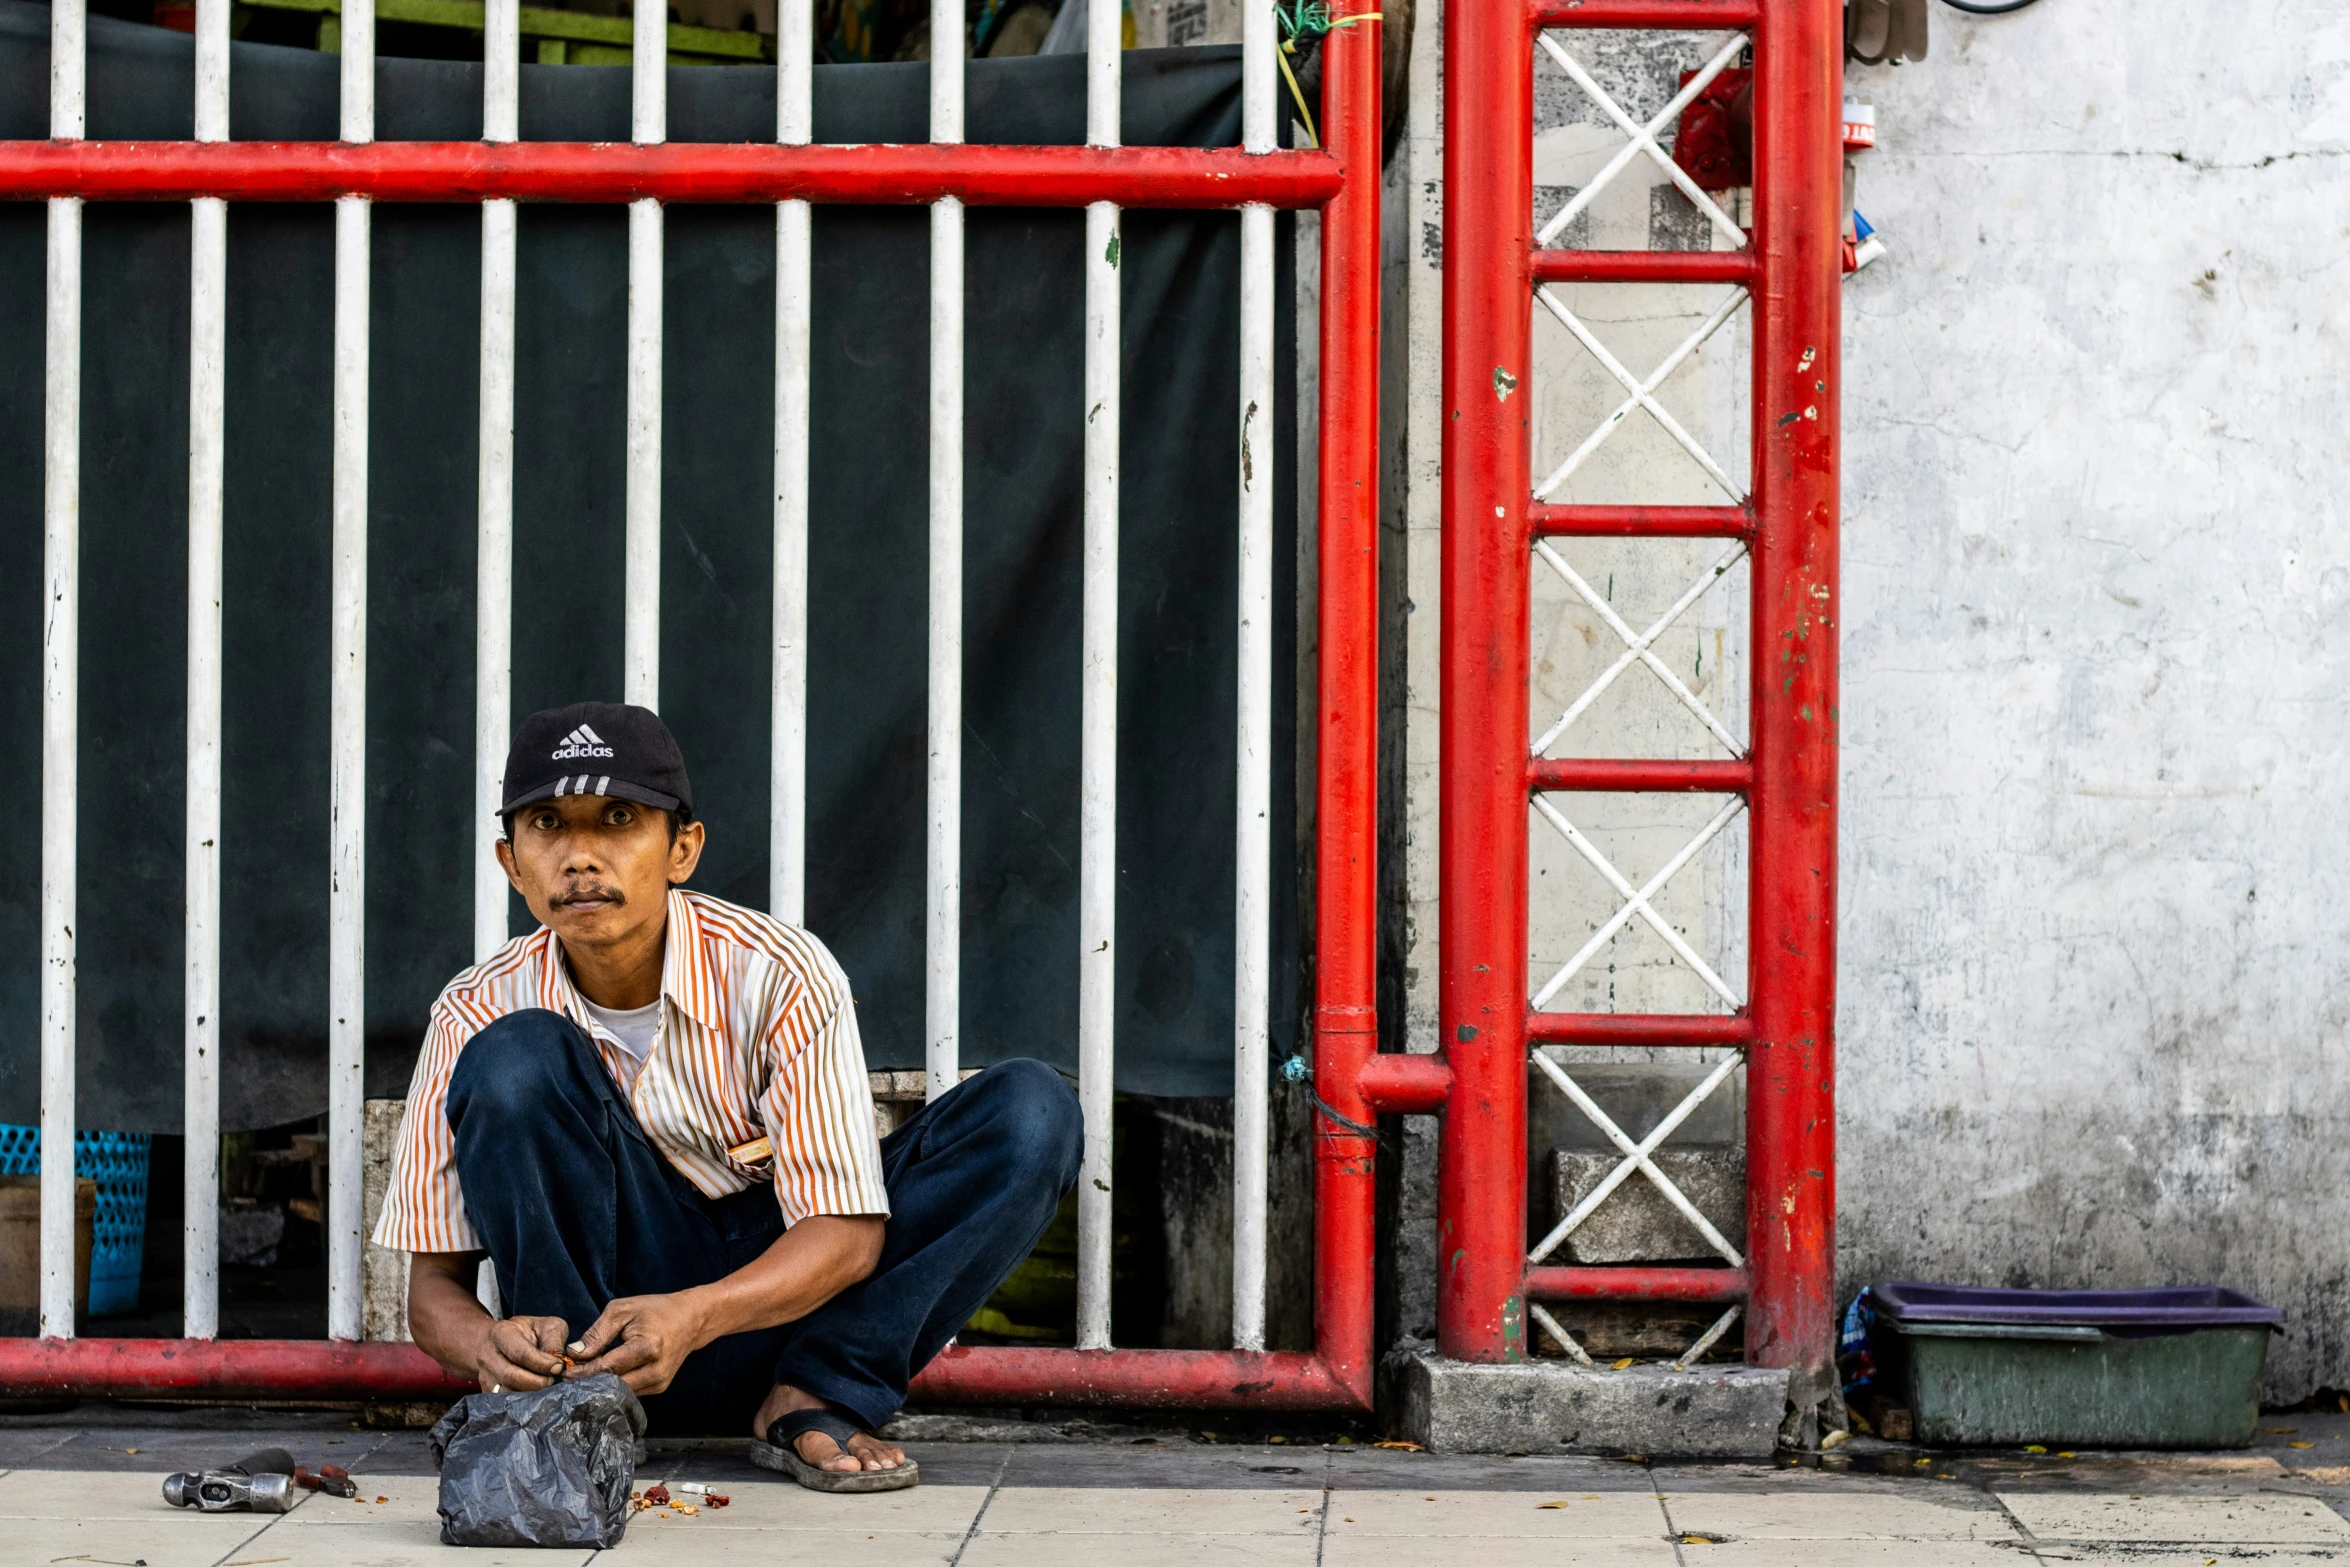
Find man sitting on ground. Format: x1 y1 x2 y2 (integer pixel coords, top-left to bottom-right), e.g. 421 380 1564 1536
374 701 1082 1492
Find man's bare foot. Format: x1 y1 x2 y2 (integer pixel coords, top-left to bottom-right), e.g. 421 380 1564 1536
752 1382 906 1474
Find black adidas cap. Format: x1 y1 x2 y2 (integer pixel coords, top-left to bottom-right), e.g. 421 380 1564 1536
497 701 695 818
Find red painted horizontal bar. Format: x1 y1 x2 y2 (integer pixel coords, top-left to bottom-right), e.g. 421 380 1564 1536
1529 758 1752 794
0 140 1344 209
1530 502 1753 538
911 1345 1365 1410
1524 1266 1748 1304
1356 1051 1453 1113
0 1337 477 1400
1529 249 1755 285
0 1337 1367 1412
1525 1012 1754 1047
1530 0 1759 30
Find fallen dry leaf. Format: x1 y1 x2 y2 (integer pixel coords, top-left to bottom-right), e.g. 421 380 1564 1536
1371 1439 1424 1452
1611 1357 1636 1370
1537 1501 1568 1509
2293 1441 2317 1449
1680 1534 1716 1546
2024 1445 2047 1454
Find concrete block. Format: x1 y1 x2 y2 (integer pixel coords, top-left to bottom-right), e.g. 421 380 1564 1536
1395 1350 1789 1456
1549 1146 1746 1263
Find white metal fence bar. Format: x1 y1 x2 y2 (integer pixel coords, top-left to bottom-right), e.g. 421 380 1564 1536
1529 793 1745 1010
1530 539 1746 756
926 0 964 1103
1230 0 1276 1355
39 0 83 1343
1527 1048 1743 1266
1074 0 1121 1352
474 0 518 965
770 0 813 925
623 20 665 710
326 0 376 1346
182 0 231 1344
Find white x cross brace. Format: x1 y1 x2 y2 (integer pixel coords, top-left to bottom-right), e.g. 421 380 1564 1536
1529 1049 1745 1268
1529 792 1746 1011
1532 537 1747 757
1530 30 1753 504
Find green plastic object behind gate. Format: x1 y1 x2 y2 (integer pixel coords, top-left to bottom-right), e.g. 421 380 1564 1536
1891 1320 2272 1450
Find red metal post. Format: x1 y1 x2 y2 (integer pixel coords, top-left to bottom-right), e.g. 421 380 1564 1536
1308 0 1385 1407
1742 0 1841 1396
1435 0 1534 1365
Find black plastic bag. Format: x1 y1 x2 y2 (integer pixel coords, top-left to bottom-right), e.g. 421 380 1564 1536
429 1372 646 1547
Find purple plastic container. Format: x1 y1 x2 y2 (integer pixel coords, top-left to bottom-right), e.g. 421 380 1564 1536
1875 1282 2284 1332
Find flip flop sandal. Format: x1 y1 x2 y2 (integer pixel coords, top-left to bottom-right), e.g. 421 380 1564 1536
750 1406 920 1493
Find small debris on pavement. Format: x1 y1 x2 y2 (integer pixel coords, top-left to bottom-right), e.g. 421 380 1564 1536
1537 1500 1568 1509
1371 1439 1423 1452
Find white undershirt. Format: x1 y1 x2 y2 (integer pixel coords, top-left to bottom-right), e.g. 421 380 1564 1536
580 997 662 1090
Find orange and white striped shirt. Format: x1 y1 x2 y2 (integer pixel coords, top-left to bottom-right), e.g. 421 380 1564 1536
371 889 889 1254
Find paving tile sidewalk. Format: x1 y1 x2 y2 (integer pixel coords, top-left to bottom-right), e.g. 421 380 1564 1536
1 1408 2346 1566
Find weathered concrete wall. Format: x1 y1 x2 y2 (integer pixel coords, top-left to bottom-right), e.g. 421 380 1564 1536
1394 3 2350 1398
1835 1 2350 1401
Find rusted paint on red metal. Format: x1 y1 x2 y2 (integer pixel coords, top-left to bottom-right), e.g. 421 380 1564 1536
1528 758 1752 793
1305 0 1386 1412
1524 1266 1748 1304
0 1337 476 1399
1740 0 1841 1391
1528 250 1755 286
1357 1052 1453 1113
1436 0 1535 1365
913 1345 1359 1408
1526 1012 1755 1048
1530 502 1754 539
0 140 1343 208
1528 0 1760 27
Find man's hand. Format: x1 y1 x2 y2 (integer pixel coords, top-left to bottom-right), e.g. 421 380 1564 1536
566 1292 710 1396
473 1314 572 1393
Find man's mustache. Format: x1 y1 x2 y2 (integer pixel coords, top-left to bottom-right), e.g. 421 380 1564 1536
551 881 626 908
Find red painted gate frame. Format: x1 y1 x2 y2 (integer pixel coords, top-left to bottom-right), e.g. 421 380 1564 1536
0 17 1384 1409
1439 0 1841 1388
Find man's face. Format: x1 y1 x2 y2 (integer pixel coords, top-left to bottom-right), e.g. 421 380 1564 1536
496 794 705 954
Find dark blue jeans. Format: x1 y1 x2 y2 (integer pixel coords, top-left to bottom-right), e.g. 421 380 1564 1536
445 1008 1082 1436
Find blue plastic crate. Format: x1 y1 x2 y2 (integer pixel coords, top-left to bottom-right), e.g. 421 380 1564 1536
0 1126 151 1317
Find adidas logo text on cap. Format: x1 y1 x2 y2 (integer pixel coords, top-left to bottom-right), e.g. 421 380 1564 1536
551 724 615 761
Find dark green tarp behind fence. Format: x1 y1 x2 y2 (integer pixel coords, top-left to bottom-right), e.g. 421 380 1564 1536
0 4 1299 1130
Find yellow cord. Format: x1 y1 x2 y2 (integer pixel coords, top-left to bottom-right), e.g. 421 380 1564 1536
1277 43 1320 149
1274 13 1382 152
